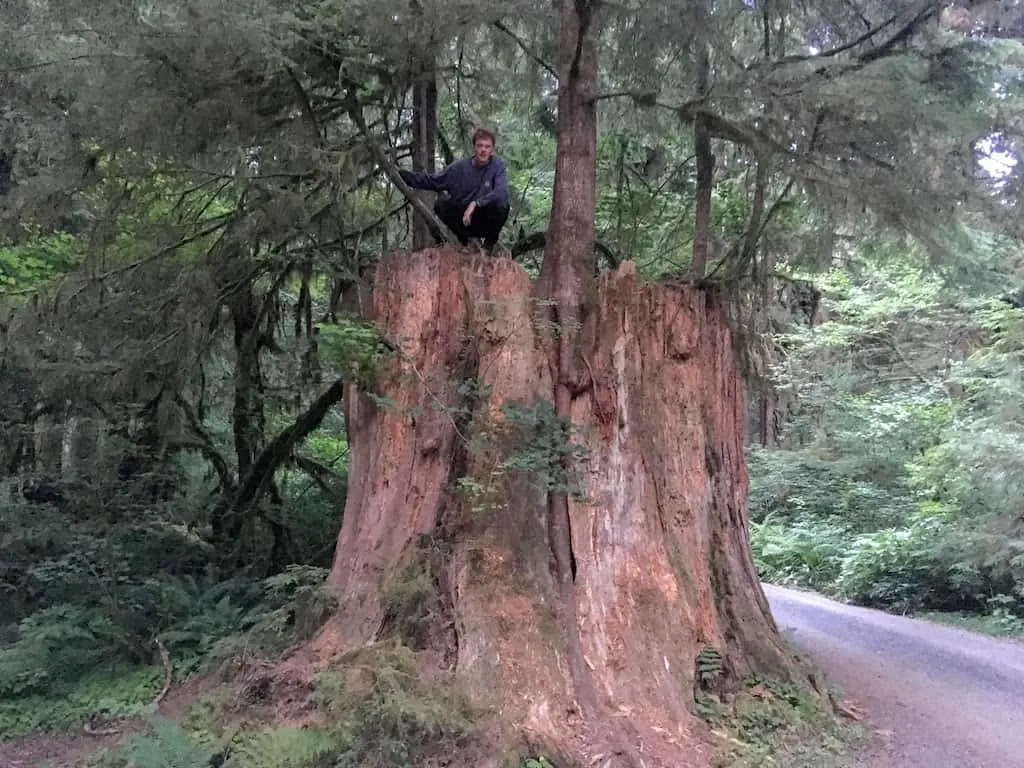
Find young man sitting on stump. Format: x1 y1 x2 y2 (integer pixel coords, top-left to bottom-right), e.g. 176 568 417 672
399 127 510 252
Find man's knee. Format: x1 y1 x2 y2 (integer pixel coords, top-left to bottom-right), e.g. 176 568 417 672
434 198 460 221
477 203 509 230
432 199 469 244
490 203 510 224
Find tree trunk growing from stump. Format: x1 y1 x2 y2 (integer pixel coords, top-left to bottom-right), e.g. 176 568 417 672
309 248 796 767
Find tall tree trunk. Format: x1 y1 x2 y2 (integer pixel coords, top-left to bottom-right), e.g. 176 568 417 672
411 58 438 250
60 413 77 481
212 279 265 554
230 282 263 480
533 0 604 723
32 408 62 478
691 33 714 279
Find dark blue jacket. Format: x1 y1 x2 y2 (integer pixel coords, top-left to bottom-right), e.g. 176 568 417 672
399 157 509 208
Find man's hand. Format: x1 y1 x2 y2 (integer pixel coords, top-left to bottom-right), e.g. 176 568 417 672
462 202 477 226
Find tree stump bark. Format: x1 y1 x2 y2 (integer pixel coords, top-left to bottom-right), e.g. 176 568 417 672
308 247 796 766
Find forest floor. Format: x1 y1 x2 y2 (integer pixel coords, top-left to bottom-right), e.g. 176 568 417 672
0 676 210 768
7 587 1022 767
766 583 1024 768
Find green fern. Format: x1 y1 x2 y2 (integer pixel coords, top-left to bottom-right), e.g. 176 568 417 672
0 664 165 739
121 718 214 768
224 726 340 768
696 645 724 684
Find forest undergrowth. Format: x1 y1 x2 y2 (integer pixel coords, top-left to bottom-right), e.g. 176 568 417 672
748 260 1024 640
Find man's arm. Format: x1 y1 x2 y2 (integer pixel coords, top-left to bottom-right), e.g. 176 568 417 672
473 162 509 208
399 163 452 192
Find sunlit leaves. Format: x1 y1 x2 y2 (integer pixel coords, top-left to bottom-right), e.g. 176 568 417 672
0 233 83 294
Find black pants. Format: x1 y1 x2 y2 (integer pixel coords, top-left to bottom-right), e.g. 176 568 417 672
434 198 510 249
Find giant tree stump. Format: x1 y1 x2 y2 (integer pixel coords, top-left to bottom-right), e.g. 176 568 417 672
312 248 794 766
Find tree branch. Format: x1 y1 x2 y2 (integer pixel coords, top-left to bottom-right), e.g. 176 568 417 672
339 77 461 246
762 0 937 71
285 66 324 146
293 454 344 495
492 21 558 80
510 229 621 268
172 393 234 492
97 213 236 279
857 2 939 64
222 377 346 523
591 90 659 106
734 156 770 277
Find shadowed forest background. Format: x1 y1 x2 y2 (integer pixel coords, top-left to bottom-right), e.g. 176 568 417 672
3 0 1024 765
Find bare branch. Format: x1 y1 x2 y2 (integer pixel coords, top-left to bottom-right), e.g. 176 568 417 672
285 66 324 146
293 454 344 495
510 229 621 268
762 0 938 71
172 393 234 491
339 76 461 246
493 21 558 80
221 377 346 523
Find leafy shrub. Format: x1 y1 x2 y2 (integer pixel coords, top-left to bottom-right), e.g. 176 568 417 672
111 718 214 768
747 447 915 532
224 726 339 768
709 676 856 768
0 664 165 740
317 316 394 387
749 517 848 592
203 565 337 665
380 543 443 649
0 605 131 696
836 517 946 612
313 644 477 768
0 564 333 729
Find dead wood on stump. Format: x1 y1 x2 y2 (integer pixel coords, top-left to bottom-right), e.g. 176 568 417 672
288 248 797 767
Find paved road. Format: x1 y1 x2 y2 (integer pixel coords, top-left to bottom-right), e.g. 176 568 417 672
764 584 1024 768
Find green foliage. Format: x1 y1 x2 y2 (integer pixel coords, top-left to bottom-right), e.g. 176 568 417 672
103 721 337 768
918 606 1024 638
0 605 130 696
0 232 83 294
695 645 724 687
333 671 475 767
750 518 847 592
500 399 588 499
0 664 164 741
834 517 946 612
0 0 1021 757
199 566 337 664
97 647 479 768
709 677 861 768
748 447 917 533
119 718 215 768
317 317 395 389
306 644 476 768
753 253 1024 626
380 539 444 649
223 726 338 768
257 566 338 643
0 563 333 734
